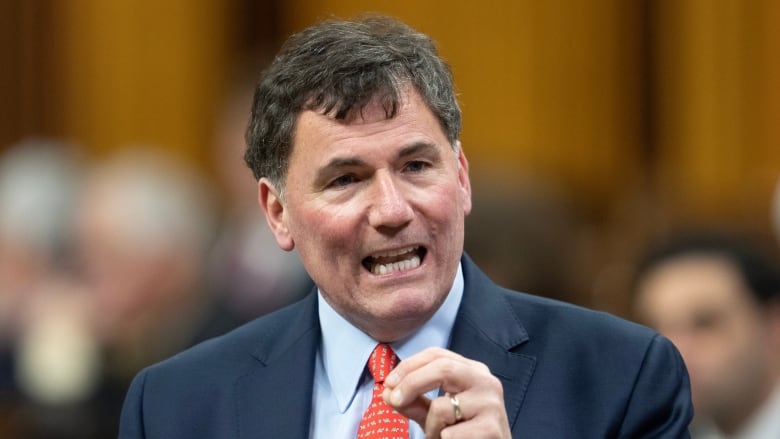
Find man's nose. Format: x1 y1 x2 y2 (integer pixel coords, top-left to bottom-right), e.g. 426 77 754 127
367 172 414 230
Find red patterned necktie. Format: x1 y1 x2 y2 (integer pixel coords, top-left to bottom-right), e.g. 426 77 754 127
356 344 409 439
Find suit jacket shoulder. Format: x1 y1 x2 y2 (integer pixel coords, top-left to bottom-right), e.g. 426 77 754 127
453 255 692 438
119 292 321 438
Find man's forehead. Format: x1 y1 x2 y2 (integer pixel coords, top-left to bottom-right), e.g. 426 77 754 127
646 257 756 307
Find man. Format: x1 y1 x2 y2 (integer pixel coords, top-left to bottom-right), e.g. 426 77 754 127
634 234 780 439
120 15 692 438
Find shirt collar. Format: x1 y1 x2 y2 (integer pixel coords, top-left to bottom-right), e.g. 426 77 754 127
317 262 464 412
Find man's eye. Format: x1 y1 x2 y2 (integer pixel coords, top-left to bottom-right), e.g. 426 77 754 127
691 309 725 331
405 161 430 173
329 174 357 187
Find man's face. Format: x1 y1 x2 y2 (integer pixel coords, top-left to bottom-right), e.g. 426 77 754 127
635 255 773 421
259 87 471 342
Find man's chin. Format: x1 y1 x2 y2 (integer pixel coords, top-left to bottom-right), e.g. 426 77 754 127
368 299 440 335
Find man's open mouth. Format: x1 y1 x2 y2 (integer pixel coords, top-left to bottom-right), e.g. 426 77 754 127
362 246 426 275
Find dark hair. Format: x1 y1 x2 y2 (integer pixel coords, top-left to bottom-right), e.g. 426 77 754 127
636 233 780 306
244 15 461 193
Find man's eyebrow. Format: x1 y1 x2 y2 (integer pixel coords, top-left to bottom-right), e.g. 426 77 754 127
321 156 366 170
397 141 439 159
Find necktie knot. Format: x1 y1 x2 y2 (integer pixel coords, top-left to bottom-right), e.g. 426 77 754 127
367 343 398 384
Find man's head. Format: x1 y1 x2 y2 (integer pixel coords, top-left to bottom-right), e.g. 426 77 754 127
73 149 216 342
247 16 471 342
633 234 780 433
245 15 461 195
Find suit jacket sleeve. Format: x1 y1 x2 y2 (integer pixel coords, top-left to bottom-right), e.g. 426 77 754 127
617 333 693 438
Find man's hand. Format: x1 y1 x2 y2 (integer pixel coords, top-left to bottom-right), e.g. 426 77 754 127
382 347 511 438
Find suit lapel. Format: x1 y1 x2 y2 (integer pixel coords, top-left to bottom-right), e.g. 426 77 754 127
230 256 536 436
234 292 320 439
448 255 537 431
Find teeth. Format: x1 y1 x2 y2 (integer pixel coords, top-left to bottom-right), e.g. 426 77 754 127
371 255 421 275
371 246 417 259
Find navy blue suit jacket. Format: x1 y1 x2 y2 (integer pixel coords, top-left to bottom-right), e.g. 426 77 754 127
120 255 692 438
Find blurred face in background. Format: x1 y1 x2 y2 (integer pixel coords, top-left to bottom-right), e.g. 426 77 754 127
71 152 213 344
635 254 777 432
73 194 180 339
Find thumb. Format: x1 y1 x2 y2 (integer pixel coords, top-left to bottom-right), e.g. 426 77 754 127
383 389 431 428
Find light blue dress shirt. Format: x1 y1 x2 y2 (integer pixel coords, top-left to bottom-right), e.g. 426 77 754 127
309 263 464 439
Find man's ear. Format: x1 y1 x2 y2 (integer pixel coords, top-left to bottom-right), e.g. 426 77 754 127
258 178 295 251
455 141 472 216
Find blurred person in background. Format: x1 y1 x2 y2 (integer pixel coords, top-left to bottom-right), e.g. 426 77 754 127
208 75 311 323
633 233 780 439
8 147 224 438
71 148 221 376
0 139 82 366
464 174 581 304
0 139 86 436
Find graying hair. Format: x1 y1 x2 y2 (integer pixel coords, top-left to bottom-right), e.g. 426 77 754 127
244 15 461 193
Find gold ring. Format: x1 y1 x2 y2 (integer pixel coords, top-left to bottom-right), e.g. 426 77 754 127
450 394 462 422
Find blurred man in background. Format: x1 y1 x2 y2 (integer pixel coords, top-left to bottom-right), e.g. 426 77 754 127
634 233 780 439
207 76 311 322
0 140 82 364
2 146 229 438
0 139 86 437
71 149 221 378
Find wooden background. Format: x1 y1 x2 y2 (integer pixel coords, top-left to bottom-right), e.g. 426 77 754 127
2 0 779 315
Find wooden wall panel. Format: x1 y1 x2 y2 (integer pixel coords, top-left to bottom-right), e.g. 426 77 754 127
3 0 778 311
652 0 778 230
0 1 62 150
50 0 232 169
766 0 780 216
